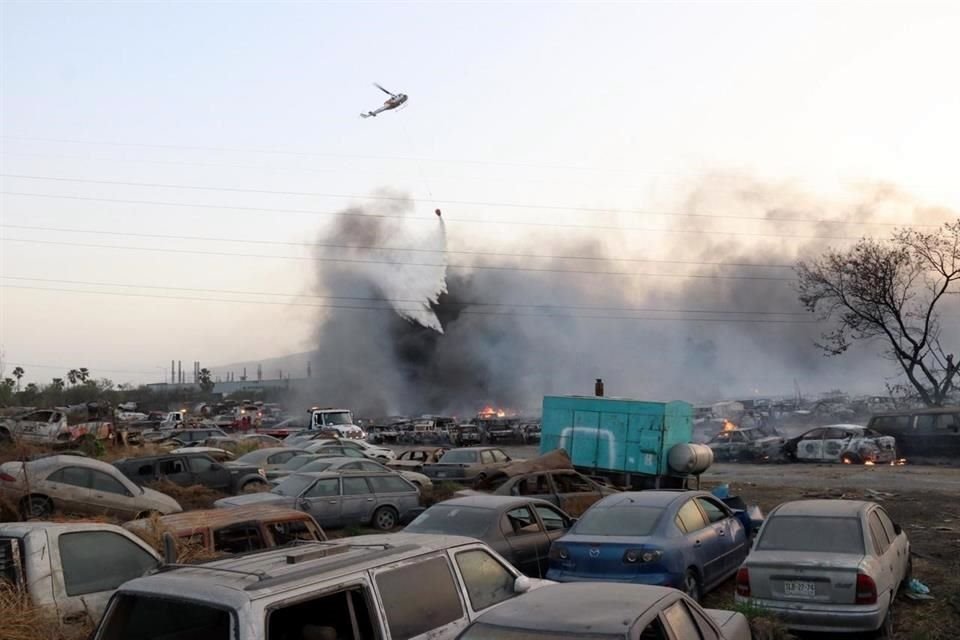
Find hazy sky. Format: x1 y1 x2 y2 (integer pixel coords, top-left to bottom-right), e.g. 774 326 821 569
1 1 959 387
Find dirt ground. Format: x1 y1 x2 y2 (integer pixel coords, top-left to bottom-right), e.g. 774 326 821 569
700 462 960 640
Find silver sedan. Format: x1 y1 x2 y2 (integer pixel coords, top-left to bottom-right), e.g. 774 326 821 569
735 499 910 635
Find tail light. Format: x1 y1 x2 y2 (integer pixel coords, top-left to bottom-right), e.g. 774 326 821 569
856 573 877 604
623 549 662 563
736 567 751 597
0 472 17 482
549 544 569 561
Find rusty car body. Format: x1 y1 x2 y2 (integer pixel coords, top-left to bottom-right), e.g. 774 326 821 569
783 425 897 464
124 504 326 556
422 447 514 484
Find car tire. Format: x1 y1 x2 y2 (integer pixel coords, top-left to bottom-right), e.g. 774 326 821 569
372 506 398 531
877 598 894 638
20 495 53 519
841 452 861 464
683 568 702 602
473 473 487 489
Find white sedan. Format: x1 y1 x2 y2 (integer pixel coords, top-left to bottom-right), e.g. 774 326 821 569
304 438 396 461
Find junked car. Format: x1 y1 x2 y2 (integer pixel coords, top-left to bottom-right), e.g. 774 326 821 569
124 504 326 557
547 491 749 600
225 446 307 473
0 403 113 444
735 499 910 635
387 446 448 472
0 455 182 520
113 451 269 494
214 470 421 530
783 425 897 464
304 437 395 461
0 521 162 628
271 456 433 490
423 447 514 485
708 427 785 462
456 582 751 640
90 533 547 640
486 468 618 517
405 495 574 578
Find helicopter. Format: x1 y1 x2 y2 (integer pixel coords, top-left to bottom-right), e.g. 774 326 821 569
360 83 408 118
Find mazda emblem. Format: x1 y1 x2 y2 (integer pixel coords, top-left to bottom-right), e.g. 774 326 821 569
589 547 600 558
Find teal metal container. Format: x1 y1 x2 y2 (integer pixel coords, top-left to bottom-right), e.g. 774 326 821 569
540 395 693 478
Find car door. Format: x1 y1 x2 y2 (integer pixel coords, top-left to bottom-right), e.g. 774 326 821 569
550 471 603 517
52 529 160 625
266 451 299 470
478 450 496 476
42 466 95 515
500 504 550 577
867 509 898 600
675 498 723 588
695 496 746 577
796 428 826 461
531 503 572 575
509 473 554 504
89 469 142 519
298 478 342 527
372 554 469 640
186 455 232 492
340 476 377 526
822 427 851 461
875 506 910 585
154 456 193 486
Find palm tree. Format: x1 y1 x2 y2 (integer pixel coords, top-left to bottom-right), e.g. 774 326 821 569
67 369 79 385
78 367 90 383
12 366 24 392
51 378 65 391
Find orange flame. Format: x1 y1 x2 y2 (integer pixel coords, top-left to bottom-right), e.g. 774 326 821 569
478 406 512 418
890 458 907 466
722 419 737 432
864 460 875 466
842 458 852 464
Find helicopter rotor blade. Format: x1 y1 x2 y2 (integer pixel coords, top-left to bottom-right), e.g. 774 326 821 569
373 83 397 97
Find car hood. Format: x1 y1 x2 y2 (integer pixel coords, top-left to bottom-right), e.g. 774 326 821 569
141 486 183 514
215 492 293 508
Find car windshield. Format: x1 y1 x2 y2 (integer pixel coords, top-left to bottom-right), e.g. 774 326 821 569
440 450 478 463
271 474 317 497
323 411 352 425
459 624 615 640
573 506 662 536
406 505 493 536
98 594 232 640
757 516 864 554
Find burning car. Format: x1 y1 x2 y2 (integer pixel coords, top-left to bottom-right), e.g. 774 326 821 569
707 426 785 462
783 424 897 464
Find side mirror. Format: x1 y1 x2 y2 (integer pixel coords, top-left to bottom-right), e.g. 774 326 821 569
295 498 309 511
514 575 533 594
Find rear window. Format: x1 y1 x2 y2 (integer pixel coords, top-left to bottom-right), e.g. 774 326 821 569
406 505 493 537
99 594 232 640
572 506 662 536
757 516 864 554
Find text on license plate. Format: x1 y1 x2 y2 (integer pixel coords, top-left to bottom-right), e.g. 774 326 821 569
783 581 816 597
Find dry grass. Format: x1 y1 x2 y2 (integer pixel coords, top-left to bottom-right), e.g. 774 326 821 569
0 582 93 640
145 479 225 511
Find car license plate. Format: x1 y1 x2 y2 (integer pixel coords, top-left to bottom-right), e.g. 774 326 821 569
783 581 816 598
436 471 446 477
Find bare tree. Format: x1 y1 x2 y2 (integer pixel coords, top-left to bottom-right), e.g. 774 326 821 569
796 220 959 406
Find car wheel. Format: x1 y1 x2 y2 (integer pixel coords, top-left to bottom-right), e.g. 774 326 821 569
683 568 702 602
20 495 53 519
372 506 398 531
841 452 861 464
473 473 487 489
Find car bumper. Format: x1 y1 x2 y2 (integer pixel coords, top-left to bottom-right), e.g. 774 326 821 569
735 596 885 632
546 570 680 589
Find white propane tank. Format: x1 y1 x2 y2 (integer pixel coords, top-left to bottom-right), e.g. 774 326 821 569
668 443 714 475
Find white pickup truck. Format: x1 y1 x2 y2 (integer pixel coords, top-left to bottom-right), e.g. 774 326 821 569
0 404 112 444
0 522 161 628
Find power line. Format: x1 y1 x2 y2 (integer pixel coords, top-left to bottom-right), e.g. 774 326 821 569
0 191 879 241
0 223 796 270
1 237 797 281
0 173 935 228
0 283 820 324
2 361 160 375
1 276 810 316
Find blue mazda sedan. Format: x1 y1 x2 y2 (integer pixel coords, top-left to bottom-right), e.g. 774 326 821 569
546 490 749 600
